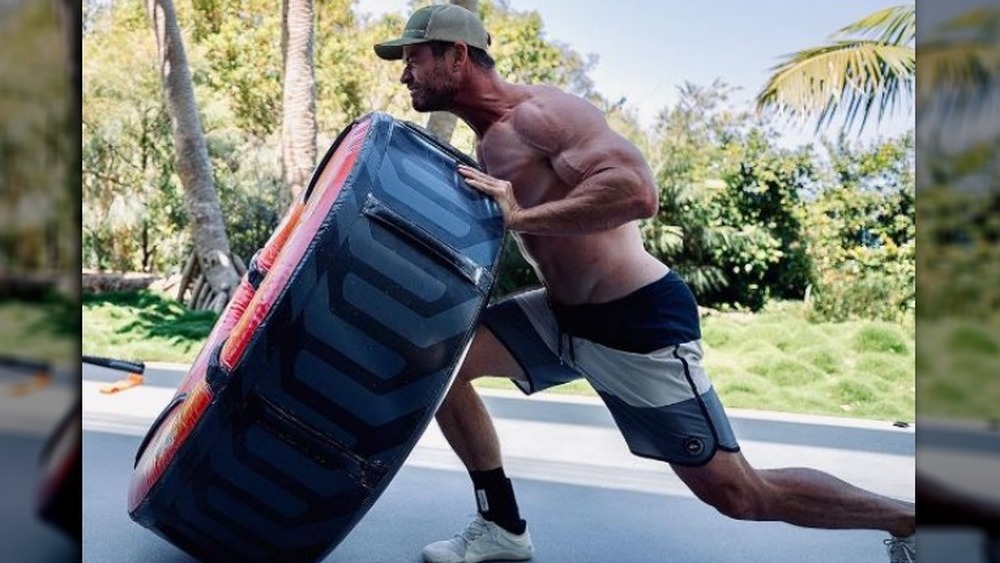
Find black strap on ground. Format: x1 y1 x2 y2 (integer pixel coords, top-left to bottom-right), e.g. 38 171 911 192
0 354 49 373
81 355 145 374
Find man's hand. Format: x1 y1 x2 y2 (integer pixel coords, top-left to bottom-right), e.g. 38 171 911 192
458 164 521 229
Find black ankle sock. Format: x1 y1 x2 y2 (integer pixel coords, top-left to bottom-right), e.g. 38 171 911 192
470 467 526 535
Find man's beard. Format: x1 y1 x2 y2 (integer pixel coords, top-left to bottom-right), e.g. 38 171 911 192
410 82 458 113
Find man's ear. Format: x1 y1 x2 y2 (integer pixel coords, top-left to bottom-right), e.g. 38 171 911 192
450 42 469 69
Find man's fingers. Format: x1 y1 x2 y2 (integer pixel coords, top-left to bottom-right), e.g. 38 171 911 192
458 165 493 182
457 166 517 227
465 177 498 196
458 167 500 194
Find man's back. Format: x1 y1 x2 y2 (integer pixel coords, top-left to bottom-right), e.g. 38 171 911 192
472 84 667 305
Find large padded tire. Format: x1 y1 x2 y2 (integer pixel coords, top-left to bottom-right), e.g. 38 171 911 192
127 112 505 562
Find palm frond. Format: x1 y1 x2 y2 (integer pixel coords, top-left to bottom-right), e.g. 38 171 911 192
755 4 915 134
917 40 1000 108
917 7 1000 123
933 7 1000 40
756 40 914 134
835 4 915 46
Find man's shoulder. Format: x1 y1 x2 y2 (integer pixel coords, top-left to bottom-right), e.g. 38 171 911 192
514 86 596 117
509 87 602 150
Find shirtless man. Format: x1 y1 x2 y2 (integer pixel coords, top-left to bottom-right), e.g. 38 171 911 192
374 5 916 563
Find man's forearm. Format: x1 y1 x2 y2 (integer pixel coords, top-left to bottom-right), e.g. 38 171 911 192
509 171 657 235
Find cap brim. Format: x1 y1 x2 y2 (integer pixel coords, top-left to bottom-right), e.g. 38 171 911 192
373 37 428 60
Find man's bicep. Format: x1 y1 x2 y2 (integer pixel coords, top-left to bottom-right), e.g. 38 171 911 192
552 130 645 187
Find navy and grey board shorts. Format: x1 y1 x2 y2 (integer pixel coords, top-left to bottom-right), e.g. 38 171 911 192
482 270 740 466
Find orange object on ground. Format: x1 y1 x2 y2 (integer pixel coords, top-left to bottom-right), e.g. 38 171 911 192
99 373 144 394
6 372 51 397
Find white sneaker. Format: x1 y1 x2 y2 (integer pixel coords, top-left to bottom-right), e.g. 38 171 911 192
422 515 534 563
885 534 916 563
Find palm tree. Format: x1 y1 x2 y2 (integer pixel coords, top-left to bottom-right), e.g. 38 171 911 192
57 0 81 294
755 4 915 134
146 0 240 312
281 0 317 202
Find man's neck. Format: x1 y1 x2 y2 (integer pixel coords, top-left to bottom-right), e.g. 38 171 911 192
448 72 516 138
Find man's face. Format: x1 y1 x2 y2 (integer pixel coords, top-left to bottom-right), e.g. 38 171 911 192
400 44 459 112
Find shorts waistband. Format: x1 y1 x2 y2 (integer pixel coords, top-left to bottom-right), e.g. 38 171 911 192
549 270 701 353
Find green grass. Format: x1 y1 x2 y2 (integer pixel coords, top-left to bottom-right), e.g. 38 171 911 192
854 324 910 355
82 291 218 364
0 296 78 364
917 316 1000 423
81 292 918 422
698 302 914 422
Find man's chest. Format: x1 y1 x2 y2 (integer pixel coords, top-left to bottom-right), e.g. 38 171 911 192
477 127 558 207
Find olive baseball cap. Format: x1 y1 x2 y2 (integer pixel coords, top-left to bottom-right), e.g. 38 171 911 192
373 4 490 60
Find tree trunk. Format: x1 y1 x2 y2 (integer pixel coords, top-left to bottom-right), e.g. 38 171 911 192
146 0 240 311
281 0 317 202
57 0 81 290
424 0 478 144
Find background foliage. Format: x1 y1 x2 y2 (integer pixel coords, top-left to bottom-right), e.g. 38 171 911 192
82 0 916 323
0 1 73 273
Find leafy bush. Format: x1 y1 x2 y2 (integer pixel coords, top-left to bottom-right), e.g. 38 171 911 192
803 134 915 322
642 82 816 311
807 265 914 323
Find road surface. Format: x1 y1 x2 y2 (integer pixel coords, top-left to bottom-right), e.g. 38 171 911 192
78 361 930 563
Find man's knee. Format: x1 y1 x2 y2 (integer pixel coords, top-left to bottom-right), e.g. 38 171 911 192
455 325 521 384
683 470 768 521
705 484 766 521
436 375 474 423
675 453 770 521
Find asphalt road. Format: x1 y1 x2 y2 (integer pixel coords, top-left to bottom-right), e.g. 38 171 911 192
78 361 929 563
0 356 989 563
5 360 993 562
0 363 79 563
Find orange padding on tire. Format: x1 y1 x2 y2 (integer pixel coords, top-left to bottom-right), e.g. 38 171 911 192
172 199 302 396
257 200 304 272
127 380 213 511
220 118 371 372
174 276 256 395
